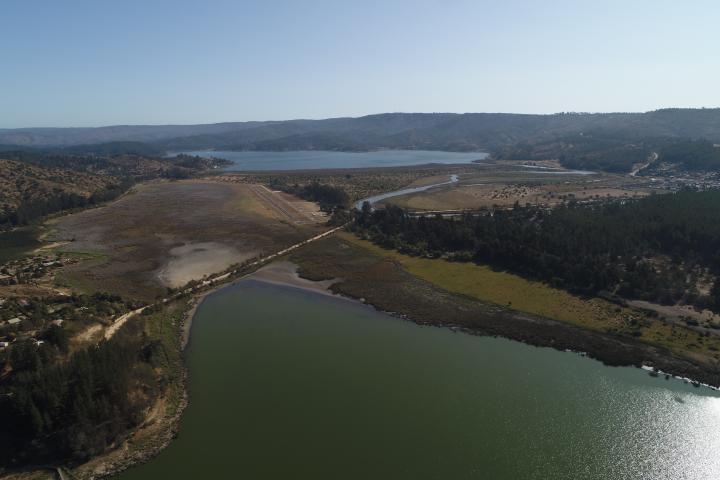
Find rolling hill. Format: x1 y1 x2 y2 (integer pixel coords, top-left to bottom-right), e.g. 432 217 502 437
3 109 720 153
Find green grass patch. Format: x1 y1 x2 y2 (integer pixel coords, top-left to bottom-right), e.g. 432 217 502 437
113 299 188 419
54 250 109 293
340 232 626 330
0 226 41 263
141 302 186 416
339 232 720 359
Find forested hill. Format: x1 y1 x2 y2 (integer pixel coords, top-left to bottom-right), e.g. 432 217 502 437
353 189 720 312
494 134 720 173
3 109 720 152
0 159 127 226
0 152 227 228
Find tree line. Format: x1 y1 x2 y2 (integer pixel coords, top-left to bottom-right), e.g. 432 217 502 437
273 181 350 211
494 134 720 173
1 179 134 227
657 139 720 171
0 330 161 465
353 189 720 311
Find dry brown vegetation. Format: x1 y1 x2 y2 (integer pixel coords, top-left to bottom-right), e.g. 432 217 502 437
0 159 119 221
380 164 659 211
48 179 323 301
211 163 479 201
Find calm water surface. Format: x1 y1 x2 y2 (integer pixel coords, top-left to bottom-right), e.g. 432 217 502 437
118 281 720 480
176 150 488 171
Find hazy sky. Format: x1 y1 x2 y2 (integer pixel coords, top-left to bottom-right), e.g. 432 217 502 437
2 0 719 128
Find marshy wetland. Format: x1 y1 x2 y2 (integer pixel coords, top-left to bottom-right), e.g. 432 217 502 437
47 179 323 301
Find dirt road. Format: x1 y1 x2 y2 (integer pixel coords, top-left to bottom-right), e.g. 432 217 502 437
249 184 322 224
103 225 345 340
630 151 658 177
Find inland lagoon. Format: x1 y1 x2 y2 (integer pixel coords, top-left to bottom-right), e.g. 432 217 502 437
117 279 720 480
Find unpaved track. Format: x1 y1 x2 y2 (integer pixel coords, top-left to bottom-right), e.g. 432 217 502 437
103 225 345 340
630 152 658 177
249 184 317 224
104 307 147 340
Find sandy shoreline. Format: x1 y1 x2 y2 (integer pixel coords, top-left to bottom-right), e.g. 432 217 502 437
248 261 340 296
180 293 207 350
179 260 340 351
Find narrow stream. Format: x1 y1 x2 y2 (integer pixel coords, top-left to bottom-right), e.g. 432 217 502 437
355 174 460 209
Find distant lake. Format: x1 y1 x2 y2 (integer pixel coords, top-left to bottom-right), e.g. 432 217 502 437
174 150 488 171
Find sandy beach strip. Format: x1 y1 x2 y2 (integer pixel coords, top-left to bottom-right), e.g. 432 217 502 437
180 260 340 350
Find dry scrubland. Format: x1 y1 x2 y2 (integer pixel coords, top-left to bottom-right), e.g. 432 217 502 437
211 163 479 202
0 159 119 220
206 160 656 213
48 179 321 301
380 164 658 211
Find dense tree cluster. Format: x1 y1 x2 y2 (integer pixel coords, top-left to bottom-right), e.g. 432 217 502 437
1 142 164 161
354 190 720 310
496 133 720 174
277 182 350 211
493 132 670 173
171 153 231 170
63 141 166 157
658 139 720 171
0 335 158 465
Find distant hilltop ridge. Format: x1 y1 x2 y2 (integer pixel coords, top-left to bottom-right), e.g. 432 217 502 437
3 109 720 153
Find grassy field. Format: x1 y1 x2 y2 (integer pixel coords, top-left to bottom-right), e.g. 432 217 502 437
339 233 628 329
337 232 720 359
53 250 109 292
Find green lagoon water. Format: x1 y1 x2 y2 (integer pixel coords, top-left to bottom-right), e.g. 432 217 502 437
118 280 720 480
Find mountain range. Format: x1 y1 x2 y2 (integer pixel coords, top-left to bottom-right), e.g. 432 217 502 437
3 109 720 153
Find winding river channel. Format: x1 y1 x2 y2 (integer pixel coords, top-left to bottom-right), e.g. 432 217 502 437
355 174 460 209
117 279 720 480
355 167 597 210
